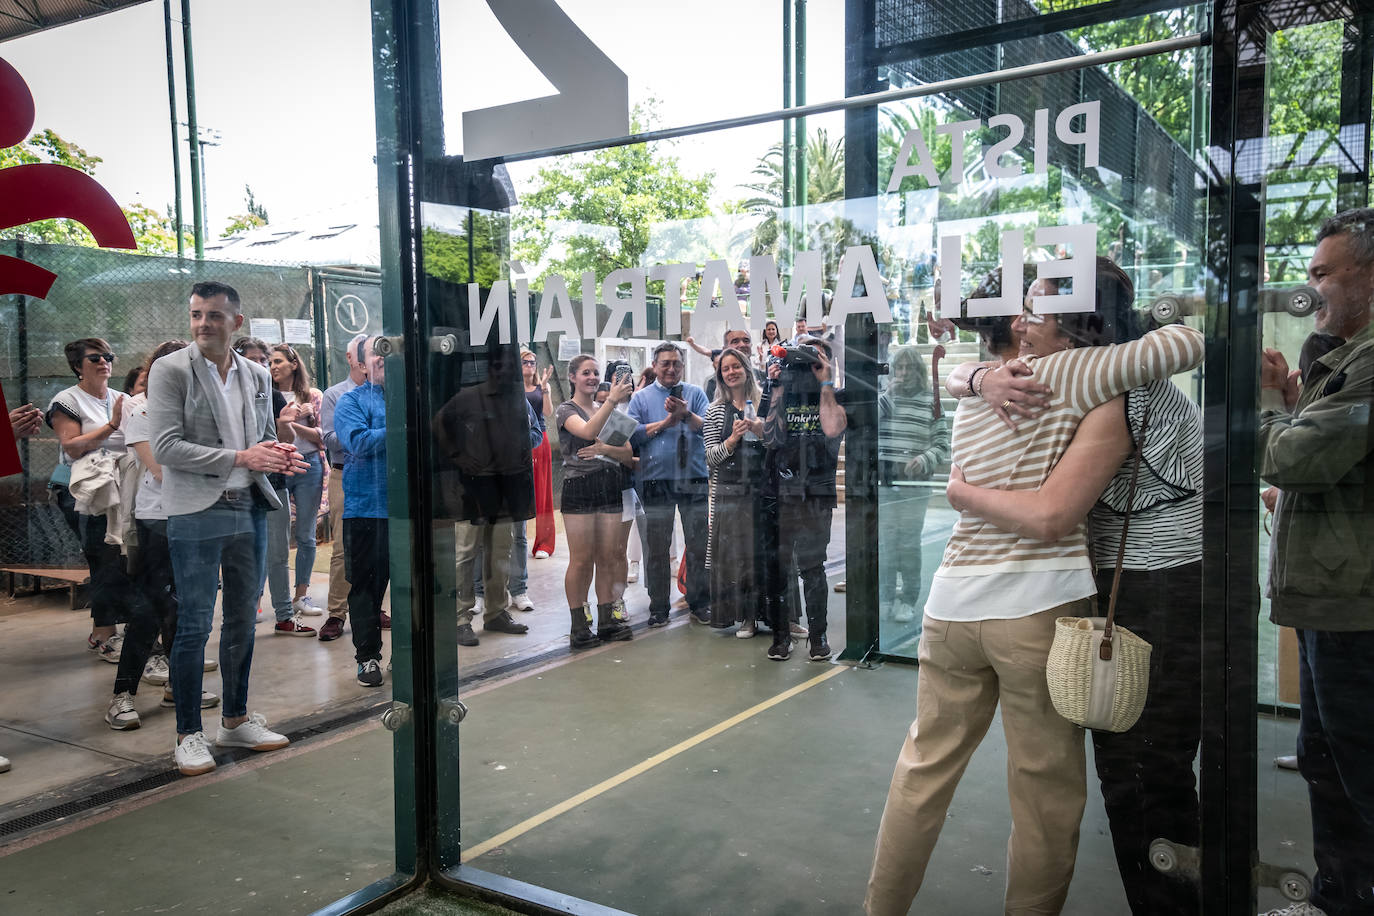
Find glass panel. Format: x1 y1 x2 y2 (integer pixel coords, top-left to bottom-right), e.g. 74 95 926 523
428 3 1218 912
0 4 413 910
1254 13 1370 914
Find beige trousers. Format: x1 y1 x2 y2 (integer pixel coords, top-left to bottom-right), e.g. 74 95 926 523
455 520 513 626
326 468 349 619
865 600 1090 916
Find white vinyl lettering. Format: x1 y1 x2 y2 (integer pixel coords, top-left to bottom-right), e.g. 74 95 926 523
694 259 747 336
532 274 582 342
963 231 1026 317
468 281 512 345
1033 223 1098 314
886 128 941 191
830 246 892 323
462 0 629 160
935 119 981 185
983 114 1025 180
600 267 646 338
650 262 697 337
1055 101 1100 169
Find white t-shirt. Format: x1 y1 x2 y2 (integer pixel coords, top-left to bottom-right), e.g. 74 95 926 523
121 393 165 521
49 385 125 465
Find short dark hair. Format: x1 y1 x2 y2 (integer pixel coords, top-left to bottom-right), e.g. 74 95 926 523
568 353 598 376
233 336 269 357
1316 208 1374 266
653 341 684 363
190 281 241 310
952 263 1038 354
64 337 112 378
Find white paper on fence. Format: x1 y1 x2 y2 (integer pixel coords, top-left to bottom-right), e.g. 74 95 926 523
250 318 283 344
283 318 313 345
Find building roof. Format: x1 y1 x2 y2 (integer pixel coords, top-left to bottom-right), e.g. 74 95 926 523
0 0 149 43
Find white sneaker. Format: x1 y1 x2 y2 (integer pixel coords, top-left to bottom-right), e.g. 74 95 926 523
736 622 756 639
203 657 218 673
892 601 915 623
0 754 9 773
789 621 809 638
292 596 324 617
142 655 170 685
174 731 216 776
105 692 140 730
534 549 551 559
216 713 289 751
627 560 639 583
510 594 534 612
474 596 485 616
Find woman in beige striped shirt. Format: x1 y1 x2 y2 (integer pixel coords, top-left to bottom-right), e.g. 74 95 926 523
866 258 1205 916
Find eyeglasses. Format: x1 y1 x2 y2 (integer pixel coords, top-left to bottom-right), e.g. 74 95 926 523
84 353 115 364
521 358 537 366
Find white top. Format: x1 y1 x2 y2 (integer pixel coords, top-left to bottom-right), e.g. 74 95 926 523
49 385 125 464
121 393 165 521
206 357 253 489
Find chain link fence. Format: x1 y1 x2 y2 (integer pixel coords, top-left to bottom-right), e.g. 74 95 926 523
0 241 321 568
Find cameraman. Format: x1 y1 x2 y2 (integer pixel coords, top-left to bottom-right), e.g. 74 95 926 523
761 334 847 661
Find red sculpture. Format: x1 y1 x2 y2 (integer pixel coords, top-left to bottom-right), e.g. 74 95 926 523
0 56 137 476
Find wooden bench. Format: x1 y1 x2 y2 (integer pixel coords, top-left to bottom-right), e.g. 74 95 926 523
0 566 90 609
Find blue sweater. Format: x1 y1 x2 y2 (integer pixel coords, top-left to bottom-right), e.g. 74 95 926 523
628 380 710 483
335 381 387 519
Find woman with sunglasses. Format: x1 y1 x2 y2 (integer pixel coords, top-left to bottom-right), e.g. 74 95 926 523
522 348 556 562
269 344 327 625
47 338 146 662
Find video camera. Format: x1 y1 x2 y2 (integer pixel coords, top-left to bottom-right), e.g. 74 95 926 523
769 343 826 395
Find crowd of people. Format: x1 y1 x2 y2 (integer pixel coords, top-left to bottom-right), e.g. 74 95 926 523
3 210 1368 916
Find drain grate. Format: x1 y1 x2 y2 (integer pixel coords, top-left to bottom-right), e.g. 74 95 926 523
0 768 181 838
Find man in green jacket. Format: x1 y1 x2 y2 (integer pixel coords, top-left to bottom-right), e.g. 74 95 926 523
1260 208 1374 916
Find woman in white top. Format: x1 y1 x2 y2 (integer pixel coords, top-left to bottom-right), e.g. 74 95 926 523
866 259 1206 916
46 337 146 662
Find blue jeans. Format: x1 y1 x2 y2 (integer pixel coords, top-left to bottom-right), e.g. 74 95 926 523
265 486 293 621
284 453 323 589
168 503 266 735
473 521 527 598
1298 627 1374 914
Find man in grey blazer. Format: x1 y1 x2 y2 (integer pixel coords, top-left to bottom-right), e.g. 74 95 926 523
148 281 309 777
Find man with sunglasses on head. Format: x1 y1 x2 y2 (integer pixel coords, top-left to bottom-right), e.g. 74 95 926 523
317 333 371 642
149 281 308 776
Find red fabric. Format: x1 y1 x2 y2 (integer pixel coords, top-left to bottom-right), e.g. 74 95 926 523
0 381 23 478
677 552 687 596
531 429 556 556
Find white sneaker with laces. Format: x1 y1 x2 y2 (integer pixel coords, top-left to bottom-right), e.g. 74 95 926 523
510 594 534 612
736 622 756 639
105 692 140 730
0 754 9 773
216 713 289 751
142 655 170 685
174 731 216 776
292 596 324 616
789 621 809 638
534 549 551 559
161 687 220 709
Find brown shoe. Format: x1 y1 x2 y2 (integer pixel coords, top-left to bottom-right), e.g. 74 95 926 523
485 611 529 635
318 617 345 641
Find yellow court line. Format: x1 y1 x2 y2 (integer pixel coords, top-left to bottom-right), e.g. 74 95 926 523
461 664 848 862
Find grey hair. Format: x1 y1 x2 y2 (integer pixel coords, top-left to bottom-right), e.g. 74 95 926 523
1317 208 1374 266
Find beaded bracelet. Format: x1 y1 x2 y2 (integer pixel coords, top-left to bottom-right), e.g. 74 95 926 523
967 366 988 398
973 366 991 399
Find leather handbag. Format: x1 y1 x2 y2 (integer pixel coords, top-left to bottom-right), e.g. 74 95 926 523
1045 406 1154 733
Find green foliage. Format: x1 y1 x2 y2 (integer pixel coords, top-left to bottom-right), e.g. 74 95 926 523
423 211 508 288
513 103 714 288
221 184 271 237
735 128 848 260
122 203 190 255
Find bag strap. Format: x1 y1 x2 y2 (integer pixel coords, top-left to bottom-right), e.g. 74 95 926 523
1100 400 1152 661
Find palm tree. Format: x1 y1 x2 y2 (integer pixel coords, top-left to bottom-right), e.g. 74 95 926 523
737 129 846 260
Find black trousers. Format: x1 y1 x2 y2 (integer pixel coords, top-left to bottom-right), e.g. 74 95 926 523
113 519 179 696
762 495 833 640
344 517 389 664
638 479 709 616
1090 561 1203 915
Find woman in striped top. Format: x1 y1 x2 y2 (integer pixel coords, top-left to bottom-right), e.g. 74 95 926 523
703 348 766 634
878 346 949 625
865 257 1205 916
944 326 1205 914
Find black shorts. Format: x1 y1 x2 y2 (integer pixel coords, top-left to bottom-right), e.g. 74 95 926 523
560 468 624 515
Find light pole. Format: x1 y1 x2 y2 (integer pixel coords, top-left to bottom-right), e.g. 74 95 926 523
182 124 221 235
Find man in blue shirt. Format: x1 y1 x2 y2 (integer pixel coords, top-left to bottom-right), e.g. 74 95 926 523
334 335 390 688
628 341 711 626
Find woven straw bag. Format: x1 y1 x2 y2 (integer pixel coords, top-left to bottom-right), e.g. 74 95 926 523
1045 405 1154 733
1046 616 1152 731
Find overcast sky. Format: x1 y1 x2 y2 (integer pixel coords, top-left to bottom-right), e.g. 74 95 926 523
3 0 846 234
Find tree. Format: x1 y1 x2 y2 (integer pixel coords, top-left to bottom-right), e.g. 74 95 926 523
734 128 847 262
513 102 714 287
221 184 270 237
